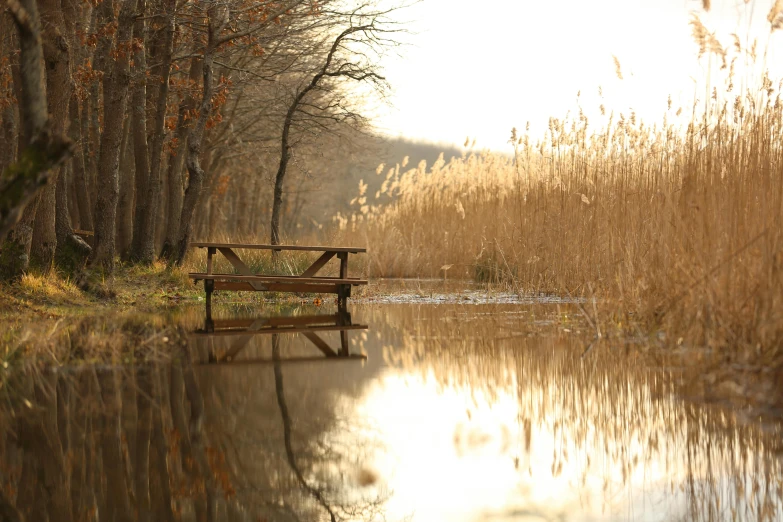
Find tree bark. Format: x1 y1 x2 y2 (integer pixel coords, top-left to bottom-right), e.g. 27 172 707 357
88 0 135 272
30 0 72 270
0 13 17 176
128 0 150 262
0 0 73 273
174 9 228 265
116 114 134 255
68 94 92 230
160 57 201 261
136 0 175 263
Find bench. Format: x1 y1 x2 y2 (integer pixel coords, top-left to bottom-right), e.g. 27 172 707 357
188 242 368 306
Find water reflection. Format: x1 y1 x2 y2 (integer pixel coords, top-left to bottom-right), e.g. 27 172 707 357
192 304 367 363
0 302 781 521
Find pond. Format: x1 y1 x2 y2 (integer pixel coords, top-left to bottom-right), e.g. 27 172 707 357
1 290 781 521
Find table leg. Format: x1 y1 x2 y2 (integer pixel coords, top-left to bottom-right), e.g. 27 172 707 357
338 252 348 278
205 278 214 315
207 247 215 275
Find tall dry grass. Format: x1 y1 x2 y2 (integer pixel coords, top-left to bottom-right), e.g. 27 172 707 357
335 82 783 354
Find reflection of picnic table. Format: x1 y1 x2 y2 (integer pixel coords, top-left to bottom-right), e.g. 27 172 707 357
188 242 368 306
191 308 368 365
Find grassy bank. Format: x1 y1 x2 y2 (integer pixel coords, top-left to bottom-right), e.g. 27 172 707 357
0 262 197 321
335 91 783 358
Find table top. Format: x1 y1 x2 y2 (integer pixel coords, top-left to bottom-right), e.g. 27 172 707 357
191 242 366 253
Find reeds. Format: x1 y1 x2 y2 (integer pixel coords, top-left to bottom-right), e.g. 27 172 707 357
335 82 783 356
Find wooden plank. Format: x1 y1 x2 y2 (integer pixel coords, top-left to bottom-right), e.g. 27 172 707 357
196 354 367 366
205 273 362 281
217 247 264 290
212 315 343 329
300 251 336 277
189 273 368 285
212 281 350 294
191 242 366 253
212 281 258 292
190 324 368 337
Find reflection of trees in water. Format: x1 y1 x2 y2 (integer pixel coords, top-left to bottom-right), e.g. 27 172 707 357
271 334 388 522
0 332 387 521
0 361 219 522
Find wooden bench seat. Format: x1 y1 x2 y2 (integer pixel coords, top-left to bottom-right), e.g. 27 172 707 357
188 273 367 285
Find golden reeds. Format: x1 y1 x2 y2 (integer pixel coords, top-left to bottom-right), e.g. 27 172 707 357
335 79 783 356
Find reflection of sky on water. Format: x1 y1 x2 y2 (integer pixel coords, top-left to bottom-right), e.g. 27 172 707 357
319 303 783 522
2 301 781 521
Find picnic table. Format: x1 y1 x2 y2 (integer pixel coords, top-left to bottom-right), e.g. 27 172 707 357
188 242 368 306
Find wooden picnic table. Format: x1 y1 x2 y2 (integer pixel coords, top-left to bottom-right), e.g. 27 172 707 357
188 242 368 306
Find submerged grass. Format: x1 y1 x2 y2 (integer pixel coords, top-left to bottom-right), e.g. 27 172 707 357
335 83 783 358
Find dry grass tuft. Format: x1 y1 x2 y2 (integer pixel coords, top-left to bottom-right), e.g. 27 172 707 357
17 273 82 301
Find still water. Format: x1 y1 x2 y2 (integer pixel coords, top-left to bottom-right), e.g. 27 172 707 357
1 300 781 522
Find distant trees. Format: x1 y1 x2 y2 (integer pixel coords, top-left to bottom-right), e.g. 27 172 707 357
0 0 403 280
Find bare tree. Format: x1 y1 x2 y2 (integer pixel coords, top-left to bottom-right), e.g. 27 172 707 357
270 13 393 244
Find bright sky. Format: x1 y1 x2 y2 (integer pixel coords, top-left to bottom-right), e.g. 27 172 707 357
375 0 783 151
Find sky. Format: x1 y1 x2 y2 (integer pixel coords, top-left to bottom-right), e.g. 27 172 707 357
373 0 783 151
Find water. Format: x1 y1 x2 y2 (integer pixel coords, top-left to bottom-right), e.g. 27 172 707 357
1 298 781 521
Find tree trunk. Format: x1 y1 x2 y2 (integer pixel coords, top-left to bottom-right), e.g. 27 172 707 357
0 0 73 272
160 57 201 260
128 0 150 262
30 0 72 270
86 86 99 220
0 200 38 280
68 94 92 230
174 11 227 265
88 0 135 272
116 115 134 255
0 102 16 176
0 14 17 175
85 5 102 225
137 0 175 263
